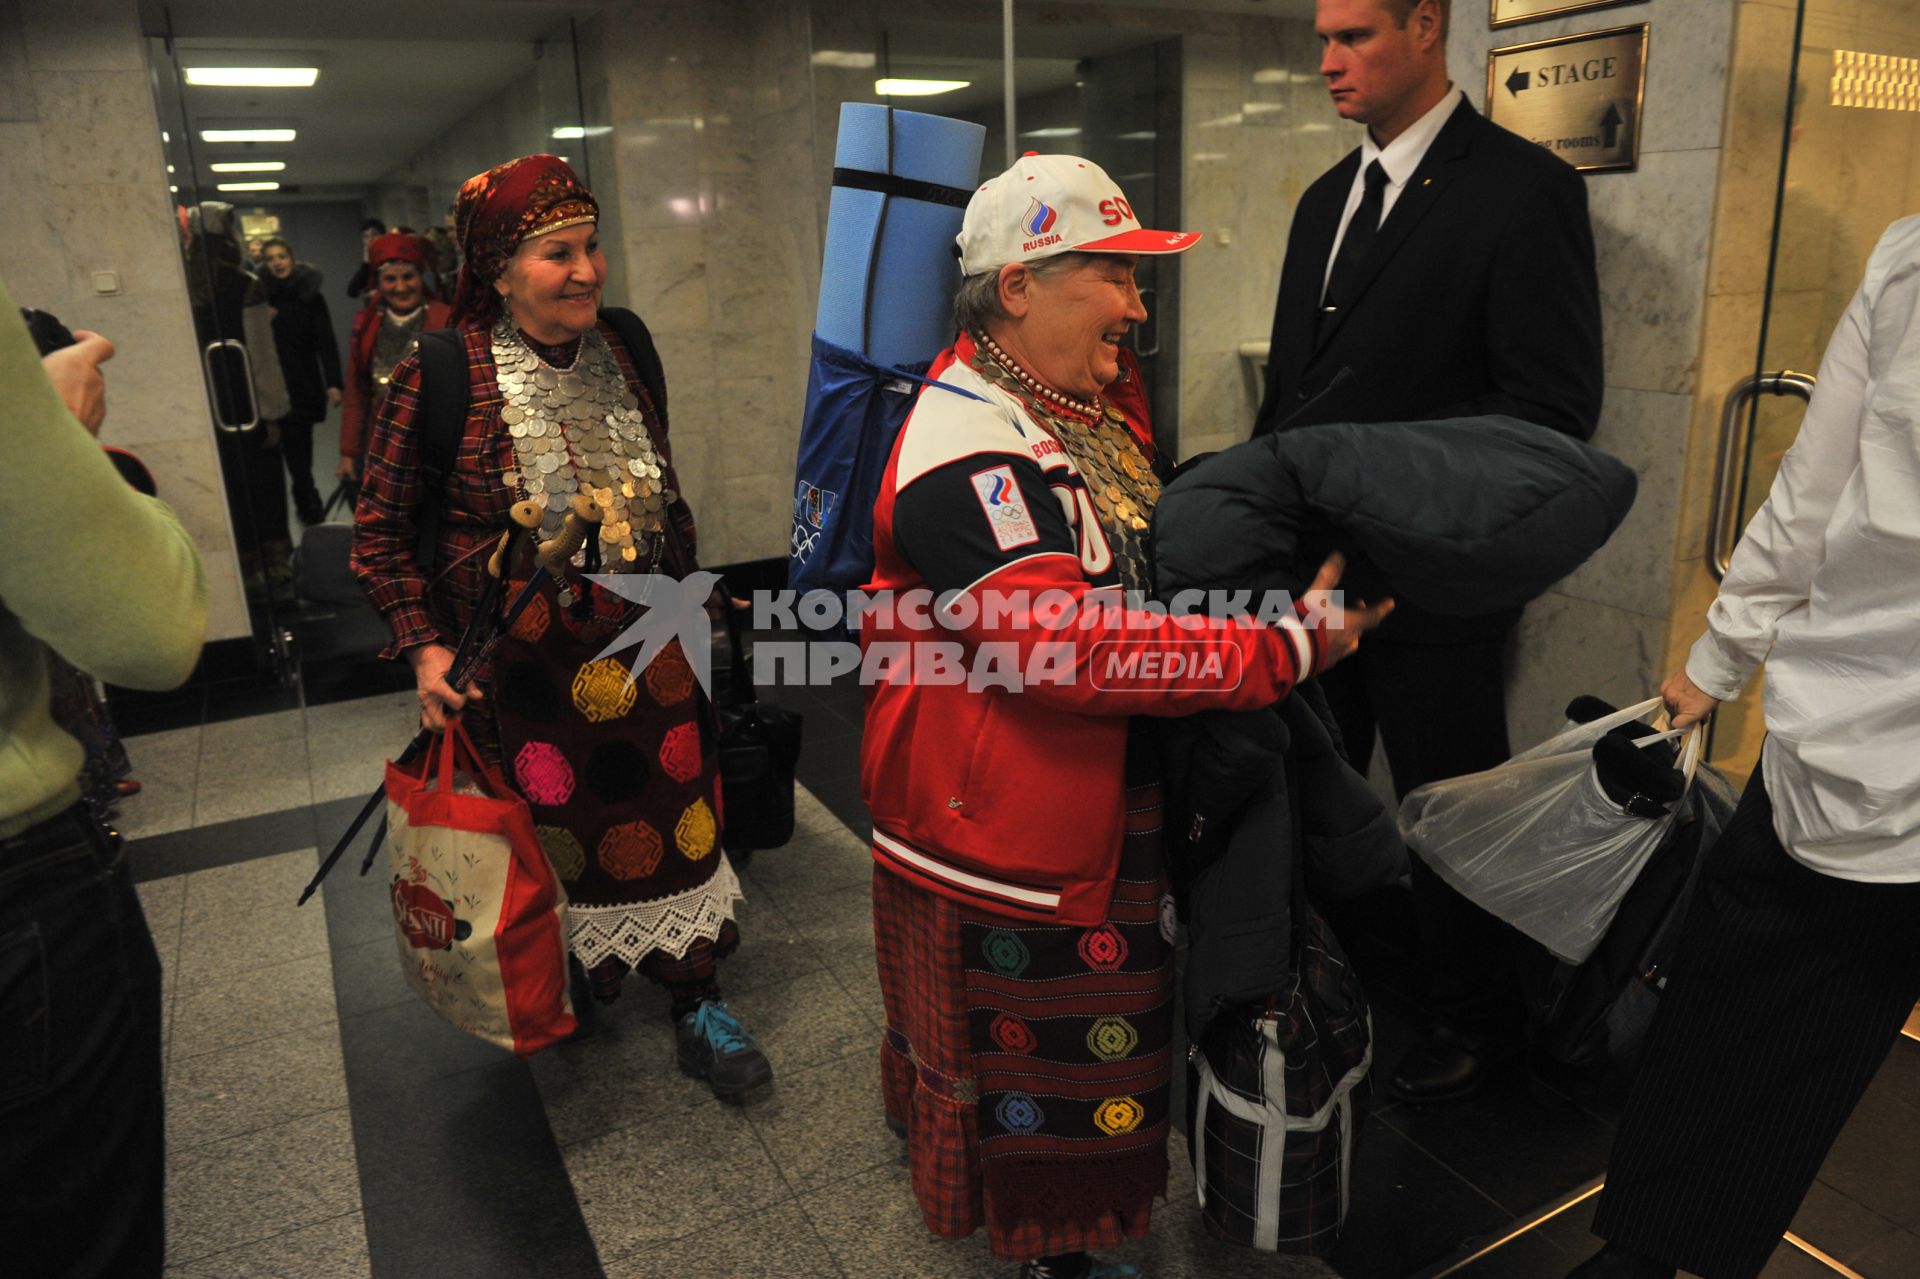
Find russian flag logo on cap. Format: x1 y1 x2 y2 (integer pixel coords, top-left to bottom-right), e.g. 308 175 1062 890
1022 197 1059 236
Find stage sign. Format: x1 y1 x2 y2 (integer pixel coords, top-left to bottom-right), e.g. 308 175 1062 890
1488 23 1649 173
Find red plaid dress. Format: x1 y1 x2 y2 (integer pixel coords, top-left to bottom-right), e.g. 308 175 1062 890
874 734 1174 1262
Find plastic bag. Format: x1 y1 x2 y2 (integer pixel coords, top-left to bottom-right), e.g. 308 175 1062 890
1396 697 1703 966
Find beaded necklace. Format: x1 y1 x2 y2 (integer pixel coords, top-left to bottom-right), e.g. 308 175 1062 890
969 330 1163 594
493 319 674 573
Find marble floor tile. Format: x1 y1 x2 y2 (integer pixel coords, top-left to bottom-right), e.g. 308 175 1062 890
722 960 874 1078
599 1199 842 1279
302 689 415 737
561 1102 792 1261
743 1045 900 1194
199 708 306 758
192 736 314 827
799 1161 999 1277
165 1021 348 1153
174 850 331 986
711 889 822 998
168 1209 371 1278
119 784 198 841
168 949 339 1061
530 995 714 1148
164 1108 360 1267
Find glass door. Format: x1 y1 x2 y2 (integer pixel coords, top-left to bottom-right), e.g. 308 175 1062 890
1705 0 1920 775
148 21 299 681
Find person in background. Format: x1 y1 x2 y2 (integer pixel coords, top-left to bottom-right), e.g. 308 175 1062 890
0 284 208 1278
352 153 771 1100
244 236 266 270
424 225 461 293
863 154 1392 1279
1254 0 1603 1104
259 237 343 525
338 232 451 489
186 202 295 603
345 217 388 299
1570 216 1920 1279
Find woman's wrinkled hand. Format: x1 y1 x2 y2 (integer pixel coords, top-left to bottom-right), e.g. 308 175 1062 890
1303 552 1394 671
408 642 482 732
1659 667 1720 730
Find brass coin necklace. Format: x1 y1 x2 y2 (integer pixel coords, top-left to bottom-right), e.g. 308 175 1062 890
493 320 674 604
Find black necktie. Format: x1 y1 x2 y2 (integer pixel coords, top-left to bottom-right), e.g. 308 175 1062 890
1321 160 1388 328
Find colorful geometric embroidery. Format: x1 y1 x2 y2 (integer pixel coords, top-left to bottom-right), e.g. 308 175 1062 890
507 589 550 642
981 929 1031 978
644 643 695 706
1077 924 1129 972
988 1011 1039 1054
570 657 639 723
1158 892 1178 945
1087 1015 1140 1061
513 741 574 806
1092 1095 1146 1136
598 820 665 880
674 798 717 860
535 825 587 881
658 721 702 783
995 1092 1045 1134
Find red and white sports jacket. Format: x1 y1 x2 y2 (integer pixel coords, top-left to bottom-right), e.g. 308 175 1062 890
860 334 1330 926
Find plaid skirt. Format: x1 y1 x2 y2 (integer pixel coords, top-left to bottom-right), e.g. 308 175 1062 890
874 739 1174 1261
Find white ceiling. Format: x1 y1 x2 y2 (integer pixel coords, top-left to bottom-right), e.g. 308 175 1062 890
143 0 1317 195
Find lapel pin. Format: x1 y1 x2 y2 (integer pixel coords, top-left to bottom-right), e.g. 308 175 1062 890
1422 178 1432 186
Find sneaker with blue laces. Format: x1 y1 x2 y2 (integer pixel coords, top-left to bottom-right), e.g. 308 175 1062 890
675 1000 773 1100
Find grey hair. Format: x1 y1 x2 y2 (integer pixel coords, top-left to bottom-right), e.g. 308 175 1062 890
951 253 1084 335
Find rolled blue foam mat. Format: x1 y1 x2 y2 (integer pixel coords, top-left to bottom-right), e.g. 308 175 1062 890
815 102 986 368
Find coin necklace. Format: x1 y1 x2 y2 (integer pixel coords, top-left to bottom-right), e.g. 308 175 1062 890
969 331 1162 551
493 320 675 604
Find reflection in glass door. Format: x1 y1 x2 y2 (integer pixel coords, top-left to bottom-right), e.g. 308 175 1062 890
149 22 299 680
1706 0 1920 775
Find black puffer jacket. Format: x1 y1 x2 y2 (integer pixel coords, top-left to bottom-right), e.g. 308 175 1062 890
1156 415 1638 1038
1155 415 1639 641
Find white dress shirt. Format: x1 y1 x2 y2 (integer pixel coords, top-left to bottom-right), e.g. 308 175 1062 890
1687 214 1920 882
1322 86 1465 299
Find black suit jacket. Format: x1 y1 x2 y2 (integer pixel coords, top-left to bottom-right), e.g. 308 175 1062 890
1254 98 1603 440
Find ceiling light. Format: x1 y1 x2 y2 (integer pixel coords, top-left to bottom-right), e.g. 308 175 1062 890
811 50 877 69
217 181 281 192
1020 126 1082 138
201 128 296 143
550 125 612 139
210 161 287 173
185 67 319 88
875 78 969 96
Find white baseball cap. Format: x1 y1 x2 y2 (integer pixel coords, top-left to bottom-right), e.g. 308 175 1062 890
956 153 1202 276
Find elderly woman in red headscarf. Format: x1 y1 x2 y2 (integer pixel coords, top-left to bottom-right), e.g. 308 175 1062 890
337 232 453 485
350 155 770 1099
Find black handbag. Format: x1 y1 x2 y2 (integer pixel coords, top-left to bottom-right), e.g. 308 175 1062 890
714 602 803 853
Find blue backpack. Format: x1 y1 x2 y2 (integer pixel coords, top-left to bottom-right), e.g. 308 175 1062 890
788 335 981 629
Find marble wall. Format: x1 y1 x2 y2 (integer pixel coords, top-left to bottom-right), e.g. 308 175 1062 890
1447 0 1742 754
0 0 251 640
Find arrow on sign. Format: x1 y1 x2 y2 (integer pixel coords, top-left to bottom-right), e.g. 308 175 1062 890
1600 102 1624 147
1505 68 1531 97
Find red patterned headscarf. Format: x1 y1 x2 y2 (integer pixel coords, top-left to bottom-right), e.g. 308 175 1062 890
366 232 431 274
449 154 599 328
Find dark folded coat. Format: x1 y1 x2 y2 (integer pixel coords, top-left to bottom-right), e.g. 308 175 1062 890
1154 417 1638 1039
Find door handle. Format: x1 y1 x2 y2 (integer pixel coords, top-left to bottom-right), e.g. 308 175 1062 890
202 338 260 433
1709 370 1814 580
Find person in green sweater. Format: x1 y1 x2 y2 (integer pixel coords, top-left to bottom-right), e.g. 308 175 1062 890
0 276 208 1278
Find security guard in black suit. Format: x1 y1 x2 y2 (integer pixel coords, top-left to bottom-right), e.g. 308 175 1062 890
1254 0 1604 1103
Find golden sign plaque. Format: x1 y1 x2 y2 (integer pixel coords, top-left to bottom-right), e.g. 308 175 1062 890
1487 24 1649 173
1491 0 1642 29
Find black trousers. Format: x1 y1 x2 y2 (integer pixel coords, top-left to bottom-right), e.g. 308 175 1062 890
214 425 289 556
0 804 165 1278
277 414 323 512
1593 767 1920 1279
1320 631 1526 1032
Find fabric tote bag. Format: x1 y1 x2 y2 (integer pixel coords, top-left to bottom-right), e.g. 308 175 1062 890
384 719 576 1054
